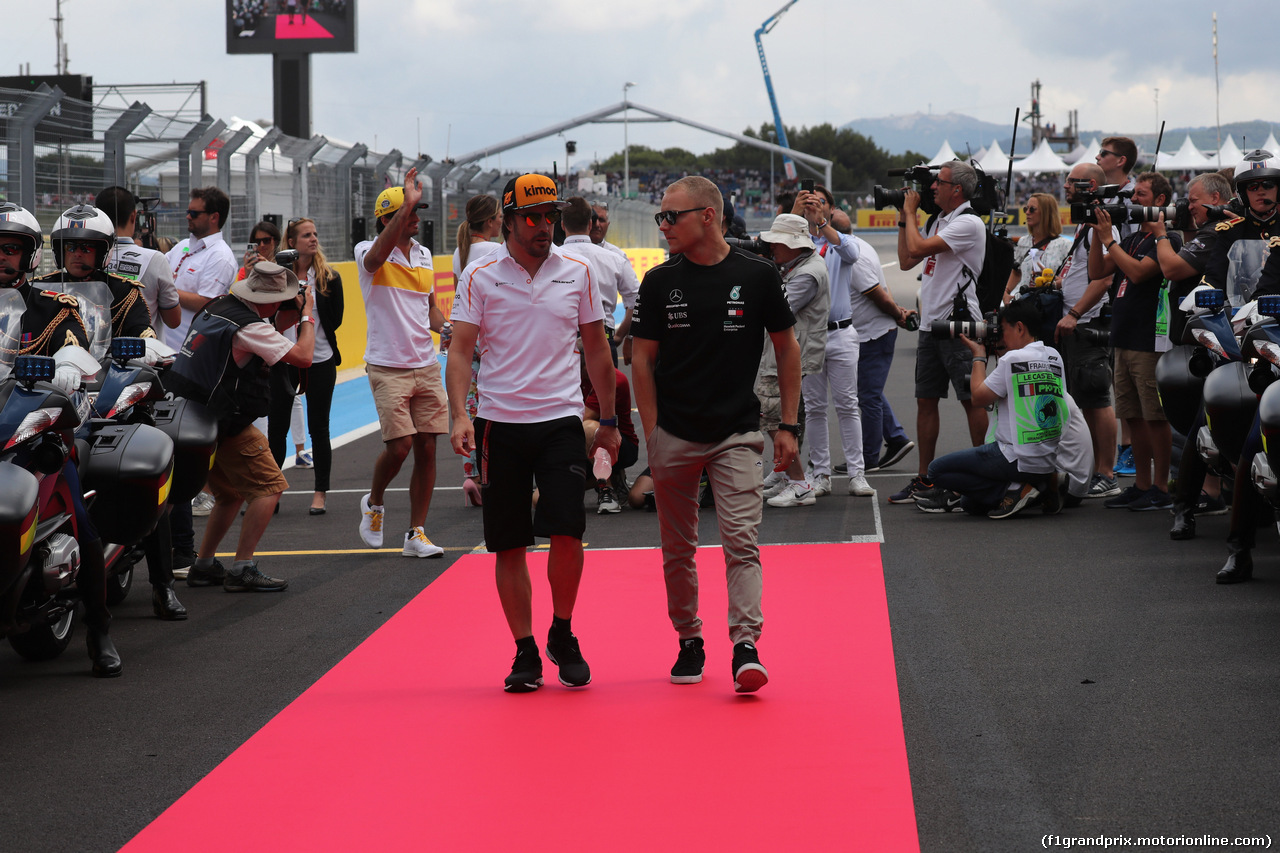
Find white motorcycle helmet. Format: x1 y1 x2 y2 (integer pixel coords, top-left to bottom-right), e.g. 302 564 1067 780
1234 149 1280 188
50 204 115 271
0 202 44 274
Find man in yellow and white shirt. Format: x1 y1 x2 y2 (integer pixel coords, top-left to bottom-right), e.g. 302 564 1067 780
355 167 448 558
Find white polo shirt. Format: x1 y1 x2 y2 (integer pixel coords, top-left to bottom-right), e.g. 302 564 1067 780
452 244 603 424
355 238 436 369
108 237 179 337
847 235 896 341
919 201 986 325
560 234 638 325
165 230 237 349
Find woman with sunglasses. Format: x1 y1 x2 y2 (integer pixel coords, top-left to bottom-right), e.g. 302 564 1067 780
267 218 343 515
451 195 503 506
1005 193 1071 303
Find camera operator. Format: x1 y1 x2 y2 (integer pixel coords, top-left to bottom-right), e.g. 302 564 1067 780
918 295 1080 518
1055 163 1121 498
790 185 875 497
1201 150 1280 301
889 160 988 505
1150 172 1233 540
1087 172 1181 512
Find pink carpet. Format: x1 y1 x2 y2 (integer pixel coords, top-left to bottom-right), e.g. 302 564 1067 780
273 15 333 39
122 543 918 852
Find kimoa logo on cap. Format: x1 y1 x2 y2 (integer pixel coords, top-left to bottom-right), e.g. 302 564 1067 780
521 184 557 198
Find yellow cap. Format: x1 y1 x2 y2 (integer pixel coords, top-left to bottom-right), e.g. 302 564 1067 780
374 187 405 220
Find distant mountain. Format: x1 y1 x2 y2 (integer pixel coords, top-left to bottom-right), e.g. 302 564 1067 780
844 112 1279 162
842 113 1018 160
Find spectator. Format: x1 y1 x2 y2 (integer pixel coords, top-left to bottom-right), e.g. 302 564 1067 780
281 217 344 516
561 197 637 366
96 185 181 337
790 186 875 498
447 173 619 692
452 195 503 508
1005 193 1071 301
355 168 448 558
632 175 799 693
581 350 639 514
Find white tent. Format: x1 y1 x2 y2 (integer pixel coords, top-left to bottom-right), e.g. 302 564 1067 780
975 139 1010 175
1061 142 1090 165
927 140 959 166
1211 136 1245 170
1012 138 1070 173
1154 135 1213 172
1263 131 1280 156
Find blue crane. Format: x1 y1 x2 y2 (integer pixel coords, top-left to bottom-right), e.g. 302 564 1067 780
755 0 800 182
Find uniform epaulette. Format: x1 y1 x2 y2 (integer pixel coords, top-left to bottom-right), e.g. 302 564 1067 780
36 289 80 307
1214 212 1246 231
1270 235 1280 249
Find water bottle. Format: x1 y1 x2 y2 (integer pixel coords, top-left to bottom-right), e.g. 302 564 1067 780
592 447 612 482
439 321 453 354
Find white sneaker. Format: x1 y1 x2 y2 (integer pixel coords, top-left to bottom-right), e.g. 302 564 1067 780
402 527 444 558
359 493 384 548
763 469 786 491
812 474 832 497
763 475 792 500
848 473 875 496
191 491 215 517
766 481 816 507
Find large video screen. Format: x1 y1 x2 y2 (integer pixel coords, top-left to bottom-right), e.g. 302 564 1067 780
226 0 356 55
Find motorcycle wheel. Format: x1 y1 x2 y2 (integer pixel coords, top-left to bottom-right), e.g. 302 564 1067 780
105 566 133 606
8 604 77 661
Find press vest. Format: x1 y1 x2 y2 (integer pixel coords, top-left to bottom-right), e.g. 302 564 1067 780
166 295 269 434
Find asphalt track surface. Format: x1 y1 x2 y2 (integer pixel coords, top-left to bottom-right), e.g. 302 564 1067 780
4 233 1280 852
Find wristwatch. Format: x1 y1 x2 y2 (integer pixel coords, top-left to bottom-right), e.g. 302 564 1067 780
598 417 618 427
778 423 801 435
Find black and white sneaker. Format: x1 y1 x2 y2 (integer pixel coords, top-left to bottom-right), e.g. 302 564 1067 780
504 647 544 693
670 637 706 684
223 563 288 592
916 490 963 513
545 631 591 687
731 641 769 693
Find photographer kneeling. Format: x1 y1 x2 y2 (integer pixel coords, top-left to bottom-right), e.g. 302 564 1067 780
918 296 1082 519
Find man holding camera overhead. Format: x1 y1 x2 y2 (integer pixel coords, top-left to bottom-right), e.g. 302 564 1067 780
889 160 989 505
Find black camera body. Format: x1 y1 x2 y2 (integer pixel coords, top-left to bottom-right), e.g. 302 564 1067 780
724 237 771 256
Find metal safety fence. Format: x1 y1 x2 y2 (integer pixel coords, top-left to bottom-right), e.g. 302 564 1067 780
0 82 660 275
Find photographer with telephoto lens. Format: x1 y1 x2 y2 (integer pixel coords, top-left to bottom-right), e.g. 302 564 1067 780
916 295 1086 518
888 160 989 505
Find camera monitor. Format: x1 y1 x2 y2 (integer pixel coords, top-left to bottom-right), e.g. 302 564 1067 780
226 1 358 55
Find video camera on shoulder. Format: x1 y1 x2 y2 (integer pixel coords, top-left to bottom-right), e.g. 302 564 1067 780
874 161 1005 220
724 236 771 256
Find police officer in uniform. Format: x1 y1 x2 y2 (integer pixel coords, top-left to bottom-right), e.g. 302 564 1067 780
0 202 123 675
34 205 187 619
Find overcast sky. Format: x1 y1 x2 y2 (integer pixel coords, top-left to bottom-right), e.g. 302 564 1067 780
10 1 1278 173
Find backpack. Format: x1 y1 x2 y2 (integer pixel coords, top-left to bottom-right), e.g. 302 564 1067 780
928 210 1016 316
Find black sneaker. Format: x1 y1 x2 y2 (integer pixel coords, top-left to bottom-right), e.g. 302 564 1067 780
1197 490 1229 516
1128 486 1173 512
916 490 963 513
670 637 706 684
545 630 591 687
1103 484 1146 509
833 462 849 476
186 559 227 587
504 646 544 693
988 484 1040 519
876 438 916 471
731 641 769 693
223 563 288 592
888 476 934 504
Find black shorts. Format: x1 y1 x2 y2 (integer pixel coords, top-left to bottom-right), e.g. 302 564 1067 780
475 416 588 552
1059 324 1114 409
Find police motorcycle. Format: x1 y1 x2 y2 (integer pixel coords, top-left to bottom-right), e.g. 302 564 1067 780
0 286 174 661
1242 296 1280 507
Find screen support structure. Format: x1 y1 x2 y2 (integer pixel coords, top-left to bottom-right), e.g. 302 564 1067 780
273 54 311 139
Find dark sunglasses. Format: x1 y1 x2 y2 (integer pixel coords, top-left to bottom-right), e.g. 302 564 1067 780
0 244 24 256
1024 205 1039 213
1242 179 1278 192
253 236 275 245
518 210 561 227
1098 149 1119 159
63 240 97 253
185 208 207 218
654 207 705 226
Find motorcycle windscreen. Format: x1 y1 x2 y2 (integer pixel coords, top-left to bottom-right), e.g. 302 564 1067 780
39 279 112 362
0 288 24 382
1226 239 1274 308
